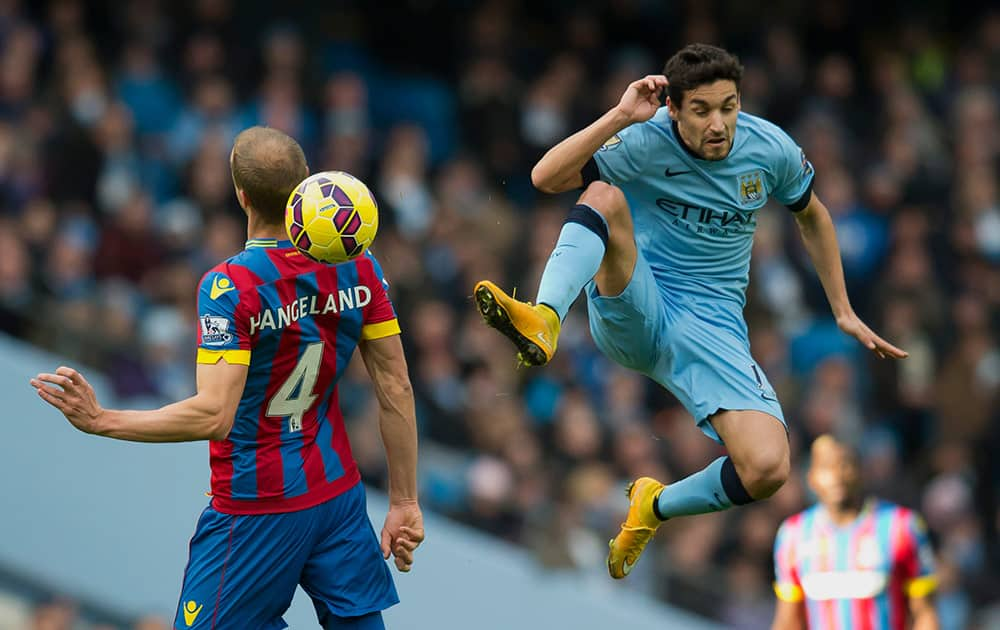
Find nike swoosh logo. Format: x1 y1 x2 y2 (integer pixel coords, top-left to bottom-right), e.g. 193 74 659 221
533 332 551 351
622 557 636 575
664 168 692 178
209 276 235 300
183 601 204 626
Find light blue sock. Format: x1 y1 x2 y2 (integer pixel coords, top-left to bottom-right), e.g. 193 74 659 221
654 457 735 519
536 205 608 320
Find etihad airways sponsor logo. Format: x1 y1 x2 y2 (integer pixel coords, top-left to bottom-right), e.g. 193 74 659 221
250 286 371 335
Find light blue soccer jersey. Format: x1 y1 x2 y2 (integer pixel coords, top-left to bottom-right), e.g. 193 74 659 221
593 109 814 307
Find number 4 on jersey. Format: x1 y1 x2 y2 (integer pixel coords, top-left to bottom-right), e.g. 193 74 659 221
266 342 324 432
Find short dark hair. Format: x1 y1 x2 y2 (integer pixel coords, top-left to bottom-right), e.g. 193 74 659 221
663 44 743 107
231 126 309 225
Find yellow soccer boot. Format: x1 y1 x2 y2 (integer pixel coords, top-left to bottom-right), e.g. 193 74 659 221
473 280 560 366
607 476 666 579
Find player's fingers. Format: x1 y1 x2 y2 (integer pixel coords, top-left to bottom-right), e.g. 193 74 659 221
399 526 425 543
394 556 412 572
394 537 420 552
37 373 74 392
380 528 391 559
59 366 92 389
851 330 877 351
873 335 908 359
32 379 67 400
393 545 414 566
36 386 69 410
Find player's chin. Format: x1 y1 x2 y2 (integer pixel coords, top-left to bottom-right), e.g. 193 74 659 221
702 139 730 160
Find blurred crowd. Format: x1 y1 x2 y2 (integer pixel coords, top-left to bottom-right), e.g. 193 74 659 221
0 0 998 628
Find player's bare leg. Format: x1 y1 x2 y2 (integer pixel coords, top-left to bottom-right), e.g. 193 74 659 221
586 181 637 299
709 410 790 500
608 411 789 578
474 181 636 365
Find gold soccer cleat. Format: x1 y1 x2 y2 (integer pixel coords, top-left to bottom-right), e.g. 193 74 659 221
607 476 665 579
473 280 560 366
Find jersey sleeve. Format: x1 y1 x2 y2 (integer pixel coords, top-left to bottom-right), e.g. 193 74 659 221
898 510 937 599
359 252 400 341
773 518 804 602
195 269 252 366
592 121 655 185
770 127 815 211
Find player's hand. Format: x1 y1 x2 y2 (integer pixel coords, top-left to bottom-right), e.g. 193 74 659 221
30 366 105 433
836 312 908 360
615 75 668 124
380 499 424 572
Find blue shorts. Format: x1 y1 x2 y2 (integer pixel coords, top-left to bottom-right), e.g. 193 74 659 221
586 249 785 443
174 483 397 630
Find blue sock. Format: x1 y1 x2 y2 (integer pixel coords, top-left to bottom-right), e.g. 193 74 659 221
653 456 755 519
536 204 609 319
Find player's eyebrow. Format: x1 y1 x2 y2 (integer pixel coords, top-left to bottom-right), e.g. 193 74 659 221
690 94 738 108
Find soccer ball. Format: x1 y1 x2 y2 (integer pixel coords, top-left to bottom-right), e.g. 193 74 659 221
285 171 379 264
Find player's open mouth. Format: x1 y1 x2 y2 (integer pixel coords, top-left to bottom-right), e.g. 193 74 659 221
705 138 726 146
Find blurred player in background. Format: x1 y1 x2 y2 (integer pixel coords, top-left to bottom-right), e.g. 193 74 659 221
30 126 422 630
772 435 938 630
473 43 907 579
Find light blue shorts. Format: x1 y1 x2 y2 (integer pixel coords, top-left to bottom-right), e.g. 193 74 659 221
585 250 785 443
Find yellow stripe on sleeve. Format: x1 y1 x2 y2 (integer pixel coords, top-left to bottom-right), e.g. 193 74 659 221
904 575 938 599
197 348 252 366
361 318 401 340
774 582 804 603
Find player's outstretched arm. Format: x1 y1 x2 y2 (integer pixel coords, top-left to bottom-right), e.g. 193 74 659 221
531 74 668 194
30 361 247 442
358 334 423 572
792 193 908 360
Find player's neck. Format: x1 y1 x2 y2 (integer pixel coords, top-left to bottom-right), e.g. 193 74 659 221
247 215 286 242
825 497 865 526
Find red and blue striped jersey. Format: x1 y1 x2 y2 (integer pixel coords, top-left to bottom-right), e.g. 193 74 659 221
195 238 400 515
773 499 937 630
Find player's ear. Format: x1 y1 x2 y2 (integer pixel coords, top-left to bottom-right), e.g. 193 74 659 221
235 187 249 211
666 97 679 120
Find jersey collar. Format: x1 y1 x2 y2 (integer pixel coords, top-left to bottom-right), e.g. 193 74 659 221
245 238 292 249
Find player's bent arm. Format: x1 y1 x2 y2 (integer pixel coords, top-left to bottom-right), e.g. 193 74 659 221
531 107 632 193
791 193 853 320
358 333 418 502
910 595 940 630
100 360 247 442
771 599 806 630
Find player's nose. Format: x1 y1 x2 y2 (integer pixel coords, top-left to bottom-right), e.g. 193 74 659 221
707 112 725 133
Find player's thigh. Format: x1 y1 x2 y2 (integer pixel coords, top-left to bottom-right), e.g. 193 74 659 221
654 306 787 443
578 181 637 298
175 506 312 630
585 248 664 372
301 484 399 623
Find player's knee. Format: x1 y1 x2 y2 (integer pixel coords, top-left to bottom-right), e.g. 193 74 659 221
742 447 789 500
579 181 628 226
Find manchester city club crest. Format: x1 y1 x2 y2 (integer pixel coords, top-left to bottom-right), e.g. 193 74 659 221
738 170 765 206
599 134 622 151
